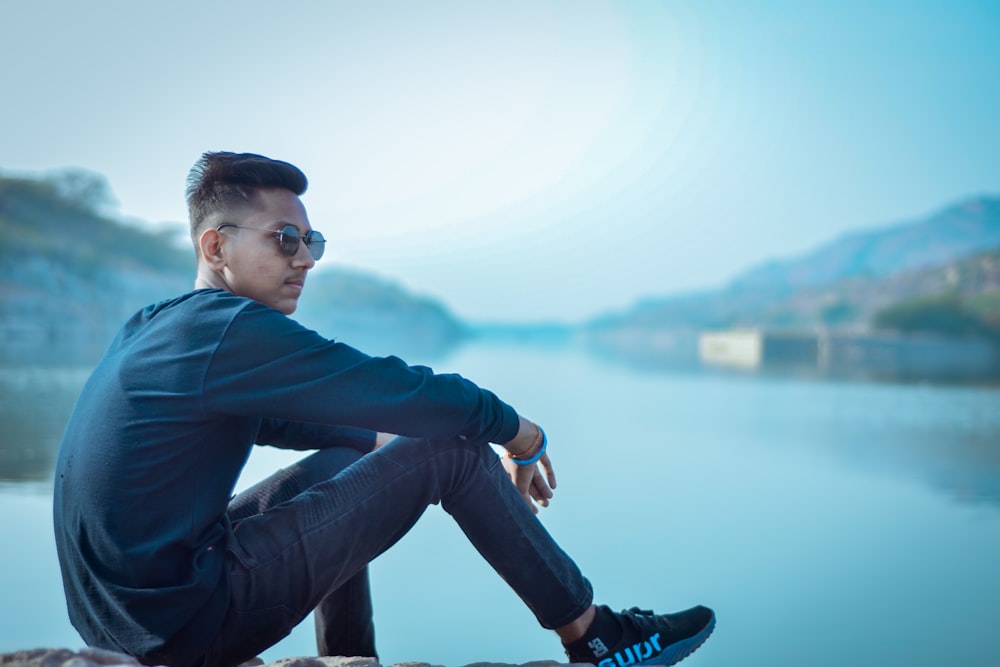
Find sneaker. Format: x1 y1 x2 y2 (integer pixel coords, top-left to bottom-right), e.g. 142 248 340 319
564 605 715 666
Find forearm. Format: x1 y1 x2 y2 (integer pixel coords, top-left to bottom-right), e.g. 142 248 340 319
503 416 543 458
373 417 538 455
257 419 378 453
209 306 520 445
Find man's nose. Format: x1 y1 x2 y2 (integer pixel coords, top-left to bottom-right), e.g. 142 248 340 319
292 241 316 268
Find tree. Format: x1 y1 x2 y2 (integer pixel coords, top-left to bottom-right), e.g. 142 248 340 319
49 168 118 215
873 293 995 338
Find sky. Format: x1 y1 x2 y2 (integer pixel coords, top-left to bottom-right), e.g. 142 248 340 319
2 0 999 323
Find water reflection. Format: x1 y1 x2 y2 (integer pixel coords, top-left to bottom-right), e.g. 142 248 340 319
582 334 1000 506
2 343 999 666
688 372 1000 507
1 343 999 510
0 366 89 484
810 383 1000 506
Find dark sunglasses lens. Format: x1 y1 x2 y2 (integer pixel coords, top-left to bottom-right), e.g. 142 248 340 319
277 226 301 256
305 231 326 260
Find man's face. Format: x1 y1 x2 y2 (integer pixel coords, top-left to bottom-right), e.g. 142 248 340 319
215 188 317 315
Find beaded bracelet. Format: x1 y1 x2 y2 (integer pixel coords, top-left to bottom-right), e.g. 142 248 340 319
508 426 547 467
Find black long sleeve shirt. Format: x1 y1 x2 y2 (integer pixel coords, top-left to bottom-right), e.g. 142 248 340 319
52 289 519 660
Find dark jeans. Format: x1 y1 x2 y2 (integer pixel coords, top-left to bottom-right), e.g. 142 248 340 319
224 447 377 659
206 436 594 666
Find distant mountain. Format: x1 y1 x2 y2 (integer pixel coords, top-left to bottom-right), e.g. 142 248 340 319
583 195 1000 367
0 170 194 363
751 245 1000 332
0 169 465 365
294 268 467 360
731 196 1000 291
591 195 1000 333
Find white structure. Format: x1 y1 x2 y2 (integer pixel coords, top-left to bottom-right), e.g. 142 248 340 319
699 328 998 380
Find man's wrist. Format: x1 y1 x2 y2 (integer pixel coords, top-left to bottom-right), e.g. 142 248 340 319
507 426 546 466
504 418 542 458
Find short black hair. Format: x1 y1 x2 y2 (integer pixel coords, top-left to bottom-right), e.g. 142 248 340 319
185 151 308 247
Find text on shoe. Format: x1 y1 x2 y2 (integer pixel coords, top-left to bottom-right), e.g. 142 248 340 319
597 633 662 667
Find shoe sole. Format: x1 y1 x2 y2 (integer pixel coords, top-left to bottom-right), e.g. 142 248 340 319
639 611 716 666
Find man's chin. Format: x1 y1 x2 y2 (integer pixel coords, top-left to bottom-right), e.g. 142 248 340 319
258 293 299 315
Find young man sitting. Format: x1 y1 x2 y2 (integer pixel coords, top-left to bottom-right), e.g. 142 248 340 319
53 151 715 667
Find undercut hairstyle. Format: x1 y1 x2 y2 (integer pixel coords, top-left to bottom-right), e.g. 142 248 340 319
185 151 308 252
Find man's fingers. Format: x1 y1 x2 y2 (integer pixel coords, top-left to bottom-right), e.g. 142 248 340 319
527 473 553 511
529 473 552 498
523 492 539 514
540 453 556 489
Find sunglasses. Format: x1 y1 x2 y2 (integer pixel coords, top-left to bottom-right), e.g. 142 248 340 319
217 223 326 260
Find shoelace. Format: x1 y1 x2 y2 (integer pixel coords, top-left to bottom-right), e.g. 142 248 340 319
618 607 675 632
622 607 656 616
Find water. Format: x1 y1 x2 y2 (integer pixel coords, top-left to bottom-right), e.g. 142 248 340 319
1 341 999 666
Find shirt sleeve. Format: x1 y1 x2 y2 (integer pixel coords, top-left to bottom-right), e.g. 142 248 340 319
256 419 378 453
203 301 520 446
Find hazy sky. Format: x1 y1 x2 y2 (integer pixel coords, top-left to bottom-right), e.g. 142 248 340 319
3 0 998 323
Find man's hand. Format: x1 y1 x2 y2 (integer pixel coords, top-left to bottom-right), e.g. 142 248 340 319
503 451 557 514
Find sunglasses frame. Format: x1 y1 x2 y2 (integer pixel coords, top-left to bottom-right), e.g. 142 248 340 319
216 223 326 260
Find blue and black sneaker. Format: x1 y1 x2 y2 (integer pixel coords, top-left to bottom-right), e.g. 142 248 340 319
564 605 715 666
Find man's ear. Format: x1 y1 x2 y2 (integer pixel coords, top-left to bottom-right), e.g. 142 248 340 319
199 228 227 269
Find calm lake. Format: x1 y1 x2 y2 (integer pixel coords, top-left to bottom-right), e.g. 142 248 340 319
1 340 999 666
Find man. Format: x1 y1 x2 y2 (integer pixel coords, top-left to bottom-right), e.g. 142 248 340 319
53 152 715 667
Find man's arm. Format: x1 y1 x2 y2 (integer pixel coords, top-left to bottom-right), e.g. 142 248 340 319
205 302 520 446
256 419 378 454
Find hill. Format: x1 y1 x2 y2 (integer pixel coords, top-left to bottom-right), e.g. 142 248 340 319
753 246 1000 334
583 195 1000 369
590 195 1000 333
294 268 467 360
732 196 1000 291
0 169 465 365
0 170 194 363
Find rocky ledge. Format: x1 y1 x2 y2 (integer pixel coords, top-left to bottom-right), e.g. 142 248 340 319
0 648 589 667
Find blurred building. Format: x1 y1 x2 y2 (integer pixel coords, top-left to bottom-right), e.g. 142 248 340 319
699 329 999 381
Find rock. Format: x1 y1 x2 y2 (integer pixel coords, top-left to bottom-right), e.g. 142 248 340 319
0 650 590 667
263 659 379 667
0 648 143 667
